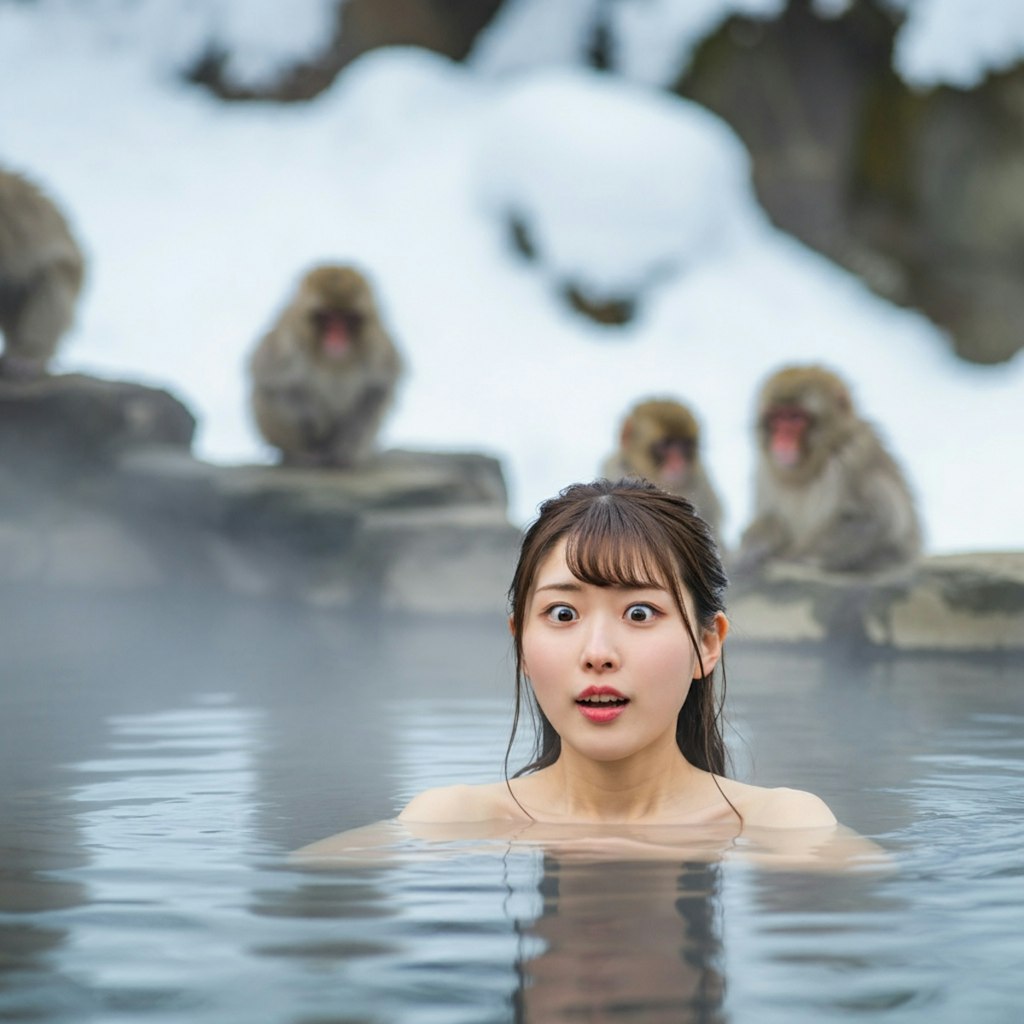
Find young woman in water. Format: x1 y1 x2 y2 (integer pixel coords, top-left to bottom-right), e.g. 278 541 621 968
398 478 836 830
297 478 854 863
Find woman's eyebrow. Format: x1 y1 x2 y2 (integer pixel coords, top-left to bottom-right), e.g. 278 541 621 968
534 581 582 593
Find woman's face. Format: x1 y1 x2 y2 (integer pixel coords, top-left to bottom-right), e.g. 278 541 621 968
520 537 725 765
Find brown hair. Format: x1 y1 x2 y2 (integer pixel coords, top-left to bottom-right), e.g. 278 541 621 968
506 478 731 779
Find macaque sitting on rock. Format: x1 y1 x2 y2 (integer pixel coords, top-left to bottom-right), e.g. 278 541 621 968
602 397 724 542
0 168 85 378
250 264 403 467
734 364 922 576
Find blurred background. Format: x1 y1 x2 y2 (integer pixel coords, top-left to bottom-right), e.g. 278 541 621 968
2 0 1022 551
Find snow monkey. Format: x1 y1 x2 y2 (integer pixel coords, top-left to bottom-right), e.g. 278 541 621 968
249 264 404 468
0 168 85 377
735 364 922 575
602 397 724 542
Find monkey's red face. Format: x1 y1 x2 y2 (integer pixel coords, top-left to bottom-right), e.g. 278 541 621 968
651 437 695 484
312 309 363 359
764 406 811 468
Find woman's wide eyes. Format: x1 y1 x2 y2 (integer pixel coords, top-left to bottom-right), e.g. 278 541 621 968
626 604 657 622
546 605 578 623
544 603 659 623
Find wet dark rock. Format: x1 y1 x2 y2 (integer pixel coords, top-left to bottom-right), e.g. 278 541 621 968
676 0 1024 364
0 372 194 470
0 373 519 615
729 554 1024 653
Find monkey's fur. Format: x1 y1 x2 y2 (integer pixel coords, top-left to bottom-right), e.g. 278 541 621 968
735 365 922 575
0 169 85 377
250 265 403 467
602 397 724 541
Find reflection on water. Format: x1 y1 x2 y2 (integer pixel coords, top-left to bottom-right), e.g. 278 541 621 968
518 858 725 1023
1 592 1023 1021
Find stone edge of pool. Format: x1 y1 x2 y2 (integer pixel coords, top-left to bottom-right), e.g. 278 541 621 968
2 373 1021 655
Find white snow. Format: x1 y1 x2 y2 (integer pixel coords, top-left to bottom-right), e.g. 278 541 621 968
890 0 1024 88
473 0 1024 91
0 0 342 85
470 0 786 85
1 0 1022 555
475 72 757 292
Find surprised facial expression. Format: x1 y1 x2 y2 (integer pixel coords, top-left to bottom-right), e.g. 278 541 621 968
521 538 723 765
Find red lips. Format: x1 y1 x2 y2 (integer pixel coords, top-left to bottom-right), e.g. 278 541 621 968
576 685 629 724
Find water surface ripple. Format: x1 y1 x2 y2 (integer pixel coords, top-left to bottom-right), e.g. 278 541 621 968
2 600 1022 1022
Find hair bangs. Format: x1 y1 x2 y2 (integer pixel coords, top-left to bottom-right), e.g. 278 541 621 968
562 497 674 594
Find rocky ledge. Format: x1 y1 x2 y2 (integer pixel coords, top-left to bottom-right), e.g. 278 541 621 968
0 373 520 616
1 373 1021 652
729 556 1024 654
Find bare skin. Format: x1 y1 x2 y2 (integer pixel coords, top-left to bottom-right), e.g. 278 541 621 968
397 773 834 829
294 812 879 871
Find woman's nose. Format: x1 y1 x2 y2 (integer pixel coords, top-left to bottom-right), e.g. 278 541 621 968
580 621 620 672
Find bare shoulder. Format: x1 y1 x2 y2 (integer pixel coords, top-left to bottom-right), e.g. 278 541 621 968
719 778 838 829
754 786 838 828
398 782 519 824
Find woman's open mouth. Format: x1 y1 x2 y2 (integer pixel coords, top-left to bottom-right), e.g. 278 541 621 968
576 687 629 723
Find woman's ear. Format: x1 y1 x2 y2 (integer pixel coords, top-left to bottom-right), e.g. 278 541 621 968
508 615 516 637
693 612 728 679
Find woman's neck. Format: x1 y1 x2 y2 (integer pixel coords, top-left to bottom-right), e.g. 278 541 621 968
523 743 717 825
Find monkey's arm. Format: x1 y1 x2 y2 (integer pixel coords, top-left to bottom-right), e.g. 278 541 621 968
815 472 919 572
320 383 392 466
814 512 889 571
